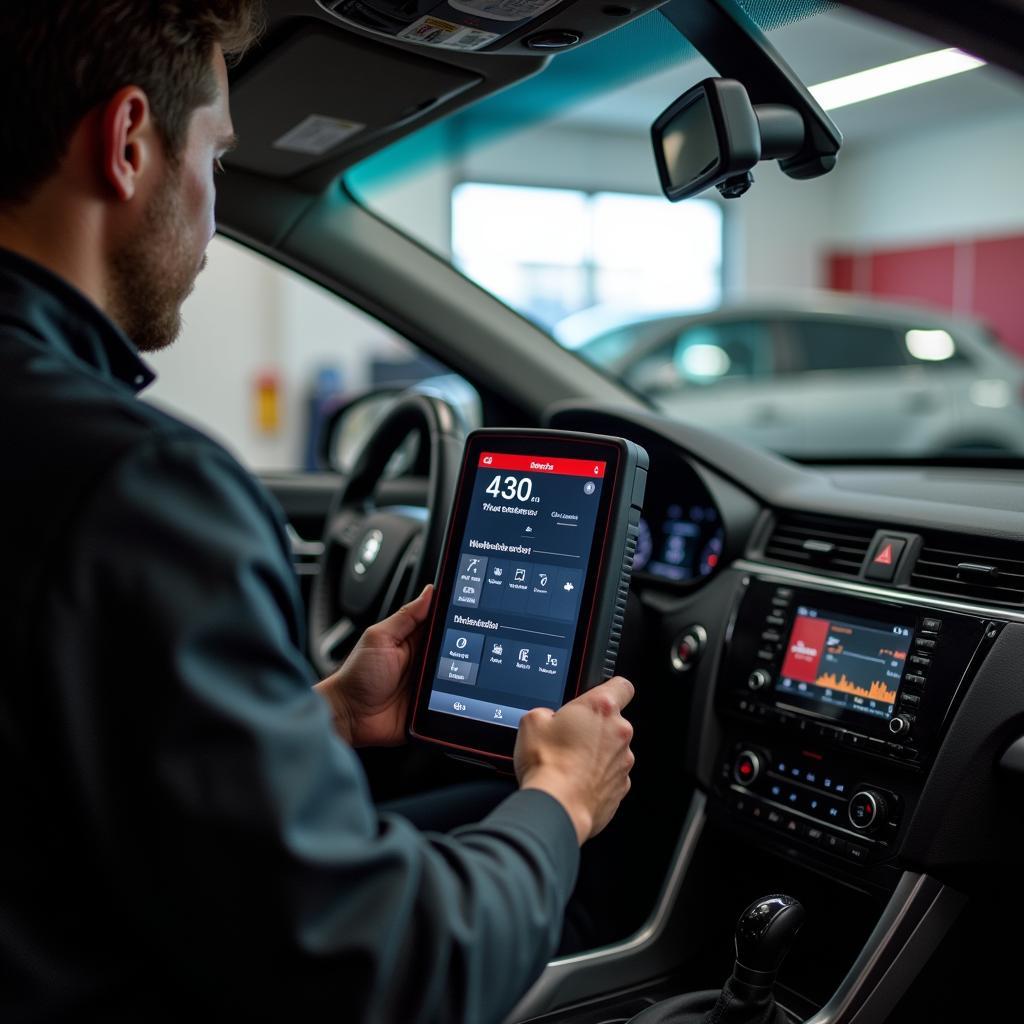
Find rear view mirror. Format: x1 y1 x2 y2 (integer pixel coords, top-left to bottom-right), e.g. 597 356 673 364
652 78 760 201
652 77 805 202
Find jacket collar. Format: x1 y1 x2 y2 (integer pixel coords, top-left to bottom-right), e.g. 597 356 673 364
0 247 155 394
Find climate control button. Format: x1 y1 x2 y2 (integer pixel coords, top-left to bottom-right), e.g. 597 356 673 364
733 750 762 786
848 790 888 832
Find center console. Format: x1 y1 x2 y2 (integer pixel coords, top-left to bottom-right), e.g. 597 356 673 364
712 575 1002 882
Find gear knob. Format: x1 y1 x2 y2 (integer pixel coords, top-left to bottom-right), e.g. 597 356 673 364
734 894 804 979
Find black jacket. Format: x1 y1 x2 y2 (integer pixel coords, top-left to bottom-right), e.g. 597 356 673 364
0 249 578 1022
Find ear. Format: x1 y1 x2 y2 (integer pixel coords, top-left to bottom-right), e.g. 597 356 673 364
100 86 155 202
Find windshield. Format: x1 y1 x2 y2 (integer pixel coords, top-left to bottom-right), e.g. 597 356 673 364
348 3 1024 462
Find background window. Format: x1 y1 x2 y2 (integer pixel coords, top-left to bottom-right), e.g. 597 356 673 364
451 183 723 335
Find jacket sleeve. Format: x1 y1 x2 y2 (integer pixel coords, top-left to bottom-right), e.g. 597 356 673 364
49 432 579 1023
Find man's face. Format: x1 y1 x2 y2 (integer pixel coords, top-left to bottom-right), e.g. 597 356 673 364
110 49 235 353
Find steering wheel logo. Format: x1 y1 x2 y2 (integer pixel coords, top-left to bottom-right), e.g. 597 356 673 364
354 529 384 577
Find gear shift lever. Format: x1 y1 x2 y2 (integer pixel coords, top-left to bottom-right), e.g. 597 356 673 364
731 894 805 997
626 895 804 1024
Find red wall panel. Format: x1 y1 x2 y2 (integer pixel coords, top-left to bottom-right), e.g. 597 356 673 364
826 232 1024 358
828 253 856 292
971 235 1024 356
869 244 956 312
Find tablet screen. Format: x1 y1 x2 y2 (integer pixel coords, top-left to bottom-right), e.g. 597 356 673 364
426 451 607 729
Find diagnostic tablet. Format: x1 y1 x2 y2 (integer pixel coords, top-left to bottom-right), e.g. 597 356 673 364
410 429 648 764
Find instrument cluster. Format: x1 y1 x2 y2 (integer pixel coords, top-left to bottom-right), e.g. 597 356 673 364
633 461 724 585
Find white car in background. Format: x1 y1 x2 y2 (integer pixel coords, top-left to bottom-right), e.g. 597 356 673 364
560 295 1024 458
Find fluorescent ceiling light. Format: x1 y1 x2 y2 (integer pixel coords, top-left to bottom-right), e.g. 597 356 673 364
810 48 985 112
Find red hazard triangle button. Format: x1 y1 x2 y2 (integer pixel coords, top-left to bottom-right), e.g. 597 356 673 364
865 536 907 581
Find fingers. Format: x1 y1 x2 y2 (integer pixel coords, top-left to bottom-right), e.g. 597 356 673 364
377 585 434 644
522 706 555 726
586 675 635 714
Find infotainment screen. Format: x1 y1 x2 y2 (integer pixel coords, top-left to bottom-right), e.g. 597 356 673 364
411 429 647 763
776 605 914 722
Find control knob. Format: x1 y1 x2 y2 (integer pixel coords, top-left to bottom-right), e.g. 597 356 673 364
747 668 771 692
733 750 762 786
670 625 707 673
848 790 888 832
889 714 913 737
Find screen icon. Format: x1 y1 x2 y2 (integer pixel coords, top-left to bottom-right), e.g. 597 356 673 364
466 558 480 573
518 648 530 663
483 456 493 465
455 636 468 650
563 581 575 592
462 586 474 595
583 481 596 495
492 566 503 577
539 573 549 587
545 653 558 667
493 708 503 719
492 643 503 656
514 568 527 582
453 701 467 711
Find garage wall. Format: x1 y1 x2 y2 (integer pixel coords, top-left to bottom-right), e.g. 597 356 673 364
823 110 1024 355
447 119 836 298
144 239 288 467
827 110 1024 247
725 161 835 298
827 234 1024 355
144 236 410 471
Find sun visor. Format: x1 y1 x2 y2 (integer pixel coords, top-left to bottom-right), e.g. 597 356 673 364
228 25 482 177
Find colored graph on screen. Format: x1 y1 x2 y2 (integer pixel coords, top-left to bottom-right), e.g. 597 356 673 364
811 672 897 705
776 608 912 721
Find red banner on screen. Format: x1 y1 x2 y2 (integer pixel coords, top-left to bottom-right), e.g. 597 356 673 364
780 616 830 683
478 453 607 478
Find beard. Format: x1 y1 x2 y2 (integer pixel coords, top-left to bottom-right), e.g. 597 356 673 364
108 167 206 354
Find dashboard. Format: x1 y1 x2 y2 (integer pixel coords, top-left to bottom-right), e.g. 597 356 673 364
520 400 1024 1023
548 403 1024 868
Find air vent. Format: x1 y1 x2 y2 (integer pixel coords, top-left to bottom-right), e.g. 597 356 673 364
911 533 1024 606
763 514 875 576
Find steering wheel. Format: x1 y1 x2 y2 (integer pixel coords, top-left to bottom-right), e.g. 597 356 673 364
308 393 465 676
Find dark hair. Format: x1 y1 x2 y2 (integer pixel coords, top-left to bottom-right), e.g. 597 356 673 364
0 1 264 203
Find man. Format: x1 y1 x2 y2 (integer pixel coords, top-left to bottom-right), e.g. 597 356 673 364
0 3 636 1022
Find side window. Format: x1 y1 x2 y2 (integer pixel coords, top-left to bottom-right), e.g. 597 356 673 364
787 319 908 373
143 237 477 472
623 321 775 394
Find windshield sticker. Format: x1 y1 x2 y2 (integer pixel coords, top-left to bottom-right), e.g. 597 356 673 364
448 0 562 22
397 15 500 50
272 115 365 156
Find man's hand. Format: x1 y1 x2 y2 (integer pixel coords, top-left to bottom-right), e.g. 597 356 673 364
314 585 433 747
514 677 636 845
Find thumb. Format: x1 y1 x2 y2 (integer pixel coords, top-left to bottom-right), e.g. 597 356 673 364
383 584 434 643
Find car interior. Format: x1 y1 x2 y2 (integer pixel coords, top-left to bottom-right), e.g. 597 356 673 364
156 0 1024 1020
